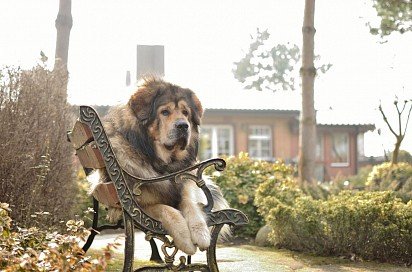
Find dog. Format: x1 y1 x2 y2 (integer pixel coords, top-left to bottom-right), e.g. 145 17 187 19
88 77 229 255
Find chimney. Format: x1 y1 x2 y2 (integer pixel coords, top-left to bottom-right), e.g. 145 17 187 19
136 45 165 80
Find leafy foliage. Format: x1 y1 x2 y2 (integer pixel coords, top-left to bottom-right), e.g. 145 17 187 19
327 165 372 194
0 61 77 228
388 149 412 164
255 184 412 264
369 0 412 37
0 203 116 271
366 162 412 202
232 28 331 92
206 153 295 237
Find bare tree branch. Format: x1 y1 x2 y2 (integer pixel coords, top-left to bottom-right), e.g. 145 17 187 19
402 100 412 136
379 103 398 137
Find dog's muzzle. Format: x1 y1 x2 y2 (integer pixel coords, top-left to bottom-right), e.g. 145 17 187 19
175 120 189 134
165 120 190 150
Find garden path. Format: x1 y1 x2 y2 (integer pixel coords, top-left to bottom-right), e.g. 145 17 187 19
90 232 410 272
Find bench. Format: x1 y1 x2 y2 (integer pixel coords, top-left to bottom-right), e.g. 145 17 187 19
67 106 249 272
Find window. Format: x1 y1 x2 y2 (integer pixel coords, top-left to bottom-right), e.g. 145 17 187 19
331 133 349 167
199 125 234 161
248 126 272 160
357 133 364 158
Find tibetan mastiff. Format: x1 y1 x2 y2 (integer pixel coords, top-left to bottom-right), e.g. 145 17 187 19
88 77 228 255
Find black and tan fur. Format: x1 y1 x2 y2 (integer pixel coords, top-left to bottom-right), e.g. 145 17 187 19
88 77 228 255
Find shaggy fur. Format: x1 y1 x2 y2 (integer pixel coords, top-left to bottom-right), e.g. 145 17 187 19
88 77 229 255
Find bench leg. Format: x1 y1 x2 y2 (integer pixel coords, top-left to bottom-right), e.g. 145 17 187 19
149 238 163 263
206 224 223 272
82 197 100 252
123 212 135 272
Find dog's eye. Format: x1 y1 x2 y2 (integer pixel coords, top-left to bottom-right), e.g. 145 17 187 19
182 109 189 116
161 109 170 116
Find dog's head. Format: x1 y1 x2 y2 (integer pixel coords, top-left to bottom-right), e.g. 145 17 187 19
127 77 203 165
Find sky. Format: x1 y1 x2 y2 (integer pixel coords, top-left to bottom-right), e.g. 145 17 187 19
1 0 411 157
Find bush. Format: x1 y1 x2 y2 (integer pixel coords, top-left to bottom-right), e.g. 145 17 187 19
206 152 295 238
366 162 412 202
0 63 77 228
0 203 115 271
255 183 412 264
322 191 412 263
388 150 412 164
327 165 372 194
254 175 328 253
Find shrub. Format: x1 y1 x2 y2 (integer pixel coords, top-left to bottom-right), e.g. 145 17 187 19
0 203 115 271
0 63 77 228
366 162 412 202
255 183 412 264
388 150 412 164
322 191 412 263
206 152 295 238
327 165 372 194
254 175 329 253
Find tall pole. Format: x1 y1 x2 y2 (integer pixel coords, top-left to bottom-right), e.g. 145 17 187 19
299 0 317 183
54 0 72 73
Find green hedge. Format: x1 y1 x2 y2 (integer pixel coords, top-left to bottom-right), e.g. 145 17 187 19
367 162 412 202
206 153 295 238
255 181 412 264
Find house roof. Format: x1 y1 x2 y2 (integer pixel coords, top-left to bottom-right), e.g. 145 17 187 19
204 107 375 132
204 108 299 116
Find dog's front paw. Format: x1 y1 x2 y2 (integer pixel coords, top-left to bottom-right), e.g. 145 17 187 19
189 222 211 251
173 237 197 255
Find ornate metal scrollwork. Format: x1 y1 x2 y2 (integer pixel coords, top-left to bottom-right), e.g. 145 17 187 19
79 106 167 234
141 232 211 272
207 209 249 227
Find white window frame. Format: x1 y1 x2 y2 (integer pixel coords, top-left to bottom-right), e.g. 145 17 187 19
248 125 273 160
331 132 350 167
199 125 234 160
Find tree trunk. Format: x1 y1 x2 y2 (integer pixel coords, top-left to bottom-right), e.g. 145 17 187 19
391 137 402 165
54 0 72 73
299 0 317 184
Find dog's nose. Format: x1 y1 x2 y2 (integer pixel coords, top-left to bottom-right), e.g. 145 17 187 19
175 120 189 130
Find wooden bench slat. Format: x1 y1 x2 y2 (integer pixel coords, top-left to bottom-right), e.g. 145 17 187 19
68 121 93 150
76 141 105 169
93 182 121 208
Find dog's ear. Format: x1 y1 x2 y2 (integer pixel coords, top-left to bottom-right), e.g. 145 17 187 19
128 86 155 123
191 93 203 125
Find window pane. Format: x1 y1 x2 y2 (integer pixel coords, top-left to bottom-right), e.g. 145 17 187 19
331 133 349 164
199 126 233 160
249 140 258 157
199 127 212 160
248 126 272 159
217 128 231 156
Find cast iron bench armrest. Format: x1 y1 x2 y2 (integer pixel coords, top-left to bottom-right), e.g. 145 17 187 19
124 158 226 213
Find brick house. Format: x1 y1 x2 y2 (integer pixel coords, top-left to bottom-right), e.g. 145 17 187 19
199 108 375 181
